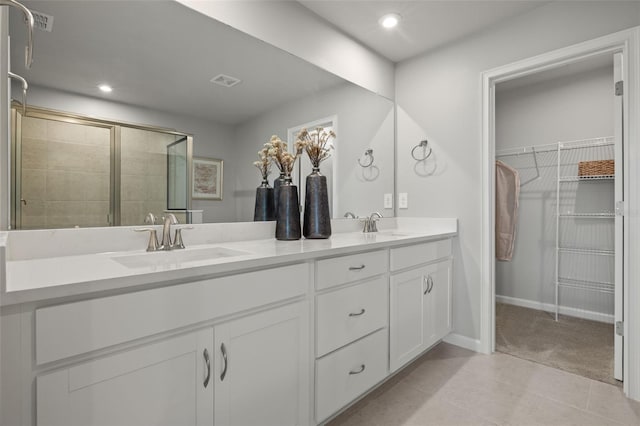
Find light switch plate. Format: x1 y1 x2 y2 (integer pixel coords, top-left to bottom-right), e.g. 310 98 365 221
384 193 393 209
399 193 408 209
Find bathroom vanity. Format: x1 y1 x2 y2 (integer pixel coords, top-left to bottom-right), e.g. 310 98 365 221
0 217 456 425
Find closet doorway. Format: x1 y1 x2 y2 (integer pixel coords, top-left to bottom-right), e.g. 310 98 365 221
493 52 623 385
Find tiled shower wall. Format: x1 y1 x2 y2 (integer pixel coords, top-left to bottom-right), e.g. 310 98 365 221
19 117 177 228
20 117 110 229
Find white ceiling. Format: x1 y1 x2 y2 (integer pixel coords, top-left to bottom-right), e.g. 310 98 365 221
298 1 548 63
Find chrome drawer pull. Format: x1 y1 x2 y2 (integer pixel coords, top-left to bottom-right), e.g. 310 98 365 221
203 348 211 388
348 264 366 271
349 364 366 375
220 343 228 381
423 275 434 294
349 308 366 317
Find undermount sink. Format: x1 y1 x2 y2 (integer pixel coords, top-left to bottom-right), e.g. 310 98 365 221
111 246 250 269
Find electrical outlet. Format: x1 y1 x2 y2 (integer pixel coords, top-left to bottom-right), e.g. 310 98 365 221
399 193 408 209
384 193 393 209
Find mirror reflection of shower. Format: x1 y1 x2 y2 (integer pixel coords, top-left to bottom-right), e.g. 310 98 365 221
11 104 193 229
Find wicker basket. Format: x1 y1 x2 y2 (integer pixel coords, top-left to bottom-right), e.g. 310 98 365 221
578 160 614 177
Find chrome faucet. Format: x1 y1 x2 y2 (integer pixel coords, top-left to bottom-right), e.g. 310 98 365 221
344 211 357 219
160 214 178 250
134 212 191 251
362 212 382 233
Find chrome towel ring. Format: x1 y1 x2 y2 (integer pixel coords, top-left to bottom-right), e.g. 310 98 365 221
411 140 432 161
357 149 374 168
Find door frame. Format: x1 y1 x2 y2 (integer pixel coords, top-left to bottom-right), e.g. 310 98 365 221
480 27 640 399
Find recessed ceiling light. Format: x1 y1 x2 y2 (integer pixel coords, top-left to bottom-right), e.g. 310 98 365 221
379 13 401 29
98 84 113 93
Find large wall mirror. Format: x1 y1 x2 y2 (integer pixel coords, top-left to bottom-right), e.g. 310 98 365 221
8 0 395 229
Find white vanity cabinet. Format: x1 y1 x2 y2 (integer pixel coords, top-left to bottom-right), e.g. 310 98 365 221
32 263 310 426
389 240 453 372
213 301 309 426
1 225 458 426
37 329 215 426
314 250 389 423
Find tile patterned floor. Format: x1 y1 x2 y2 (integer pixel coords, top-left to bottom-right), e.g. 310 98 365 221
328 343 640 426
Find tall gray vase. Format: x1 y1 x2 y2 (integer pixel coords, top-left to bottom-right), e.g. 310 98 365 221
303 169 331 239
276 178 301 240
253 179 275 221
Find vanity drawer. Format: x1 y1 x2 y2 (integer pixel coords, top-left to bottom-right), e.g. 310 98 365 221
315 328 388 423
316 276 387 357
390 238 452 271
316 249 387 290
35 263 309 365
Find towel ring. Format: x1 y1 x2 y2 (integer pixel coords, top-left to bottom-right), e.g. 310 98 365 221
411 140 432 161
357 149 374 168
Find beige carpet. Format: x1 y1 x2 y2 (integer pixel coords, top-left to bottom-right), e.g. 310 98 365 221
496 302 619 386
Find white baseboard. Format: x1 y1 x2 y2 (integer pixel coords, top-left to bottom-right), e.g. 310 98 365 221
496 295 614 324
443 333 483 352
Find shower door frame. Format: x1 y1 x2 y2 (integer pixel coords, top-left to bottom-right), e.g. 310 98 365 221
10 103 193 229
480 27 640 400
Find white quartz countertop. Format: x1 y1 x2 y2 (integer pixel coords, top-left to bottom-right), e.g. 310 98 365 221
0 217 457 306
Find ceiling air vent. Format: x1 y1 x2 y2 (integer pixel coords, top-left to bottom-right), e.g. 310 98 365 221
210 74 241 88
31 10 54 32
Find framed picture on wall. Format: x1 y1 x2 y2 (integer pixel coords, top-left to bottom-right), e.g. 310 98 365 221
192 157 223 200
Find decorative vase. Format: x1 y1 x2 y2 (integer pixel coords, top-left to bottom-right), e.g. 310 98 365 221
273 172 286 217
303 168 331 239
275 177 301 240
253 179 275 221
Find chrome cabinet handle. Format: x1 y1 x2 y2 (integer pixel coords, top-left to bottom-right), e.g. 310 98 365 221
203 348 210 388
348 264 366 271
423 276 429 295
349 364 366 375
349 308 366 317
220 343 228 381
428 275 434 293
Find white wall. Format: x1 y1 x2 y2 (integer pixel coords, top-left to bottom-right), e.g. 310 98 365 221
495 65 614 317
395 1 640 341
234 82 395 222
20 85 239 223
176 0 394 100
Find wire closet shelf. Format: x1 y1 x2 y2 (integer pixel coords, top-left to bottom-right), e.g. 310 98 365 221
554 136 615 321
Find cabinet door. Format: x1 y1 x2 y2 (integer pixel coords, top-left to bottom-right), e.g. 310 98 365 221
389 266 427 372
214 302 309 426
424 259 453 348
37 329 214 426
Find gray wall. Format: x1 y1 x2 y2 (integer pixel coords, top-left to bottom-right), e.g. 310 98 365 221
395 1 640 342
495 65 614 317
18 85 239 223
234 82 395 222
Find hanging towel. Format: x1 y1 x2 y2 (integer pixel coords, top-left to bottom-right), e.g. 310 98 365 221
495 160 520 261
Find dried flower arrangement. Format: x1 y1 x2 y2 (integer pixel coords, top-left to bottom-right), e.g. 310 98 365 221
253 146 272 182
296 127 335 169
264 135 307 177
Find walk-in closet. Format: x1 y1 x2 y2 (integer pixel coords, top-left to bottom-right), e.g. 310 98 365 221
494 53 622 385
